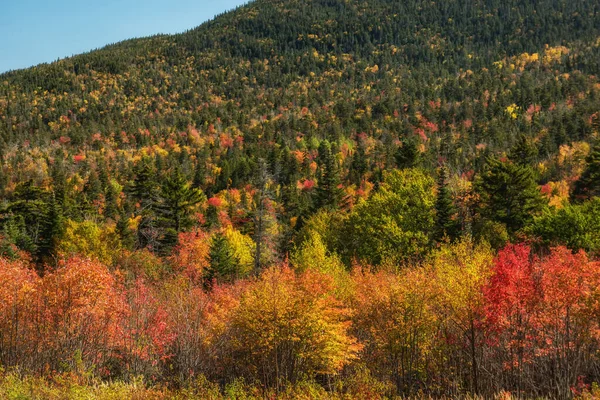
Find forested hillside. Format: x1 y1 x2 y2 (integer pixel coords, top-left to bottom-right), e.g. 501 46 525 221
1 0 600 398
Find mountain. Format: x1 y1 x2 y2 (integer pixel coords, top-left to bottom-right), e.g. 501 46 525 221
0 0 598 254
3 0 600 397
0 0 598 250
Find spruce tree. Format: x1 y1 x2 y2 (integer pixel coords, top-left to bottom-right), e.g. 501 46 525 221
572 141 600 202
395 137 421 169
434 166 459 242
475 157 546 234
205 232 237 287
315 140 342 210
349 142 368 186
116 211 135 250
155 168 205 253
130 159 157 249
251 159 278 273
508 134 538 166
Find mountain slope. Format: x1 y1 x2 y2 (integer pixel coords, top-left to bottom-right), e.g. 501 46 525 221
0 0 598 251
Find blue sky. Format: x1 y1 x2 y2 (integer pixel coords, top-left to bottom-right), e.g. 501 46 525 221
0 0 249 73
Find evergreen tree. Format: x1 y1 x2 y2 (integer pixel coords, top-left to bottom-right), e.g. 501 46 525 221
572 141 600 202
434 166 459 242
205 231 237 287
116 212 135 250
104 182 119 221
37 193 64 265
155 168 205 253
475 157 546 235
349 142 368 186
130 159 156 209
509 134 538 166
192 162 205 190
251 159 278 273
0 181 61 265
395 138 421 169
82 169 103 214
130 159 157 249
315 140 342 210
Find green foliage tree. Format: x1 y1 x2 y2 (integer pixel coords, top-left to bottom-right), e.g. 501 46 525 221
572 141 600 202
315 140 342 210
0 181 62 264
474 157 546 235
349 142 368 186
527 198 600 255
508 134 538 166
250 160 279 273
342 168 435 266
155 169 205 254
205 231 237 286
395 138 421 169
434 166 459 242
130 159 158 250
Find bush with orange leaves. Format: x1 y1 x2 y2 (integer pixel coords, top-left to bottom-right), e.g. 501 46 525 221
169 228 211 284
350 266 440 395
34 257 127 375
0 257 40 370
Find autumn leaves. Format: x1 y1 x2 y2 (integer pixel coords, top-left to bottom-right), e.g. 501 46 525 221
2 240 599 397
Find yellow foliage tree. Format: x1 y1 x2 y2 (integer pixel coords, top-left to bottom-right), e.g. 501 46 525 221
57 219 122 265
223 226 254 277
429 238 493 394
228 266 361 389
291 230 349 296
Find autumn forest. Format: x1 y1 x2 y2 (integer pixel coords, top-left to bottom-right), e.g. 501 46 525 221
2 0 600 398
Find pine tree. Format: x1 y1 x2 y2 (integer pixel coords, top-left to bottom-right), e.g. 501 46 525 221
130 159 157 250
37 193 63 265
434 166 459 242
315 140 342 210
192 162 205 190
82 169 103 215
116 212 135 250
205 231 237 287
155 168 205 253
251 159 278 273
0 181 61 266
572 141 600 202
475 157 546 234
130 159 156 209
508 134 538 166
395 138 420 169
349 142 368 186
104 182 119 221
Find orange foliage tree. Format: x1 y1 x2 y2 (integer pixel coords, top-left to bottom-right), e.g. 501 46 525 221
35 257 127 375
351 267 439 395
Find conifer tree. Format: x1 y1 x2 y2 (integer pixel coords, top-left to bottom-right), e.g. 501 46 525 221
205 231 236 287
572 141 600 202
251 160 278 273
315 140 342 210
475 157 546 234
349 142 368 186
435 166 459 242
116 212 135 250
395 137 421 169
508 134 538 166
37 193 63 265
155 168 205 253
130 159 157 250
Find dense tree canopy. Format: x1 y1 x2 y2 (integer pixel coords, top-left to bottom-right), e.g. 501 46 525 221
1 0 600 397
